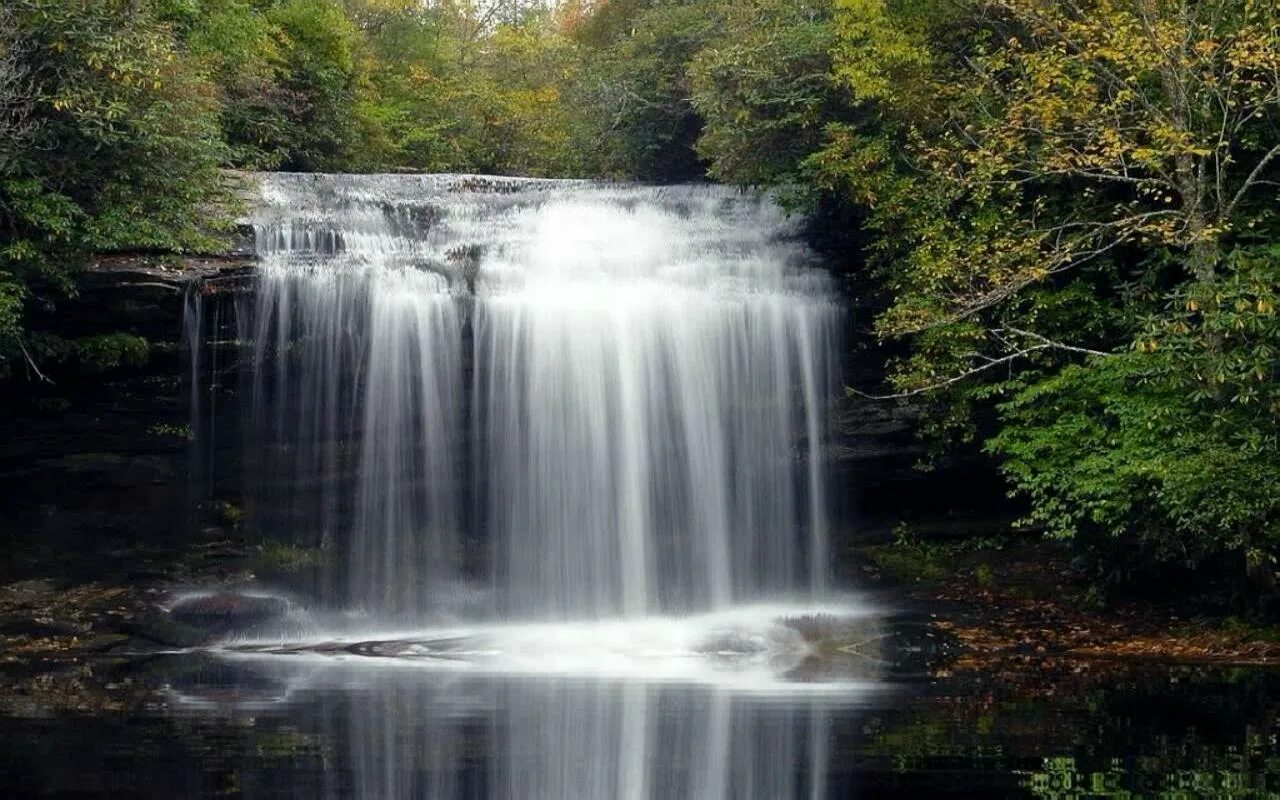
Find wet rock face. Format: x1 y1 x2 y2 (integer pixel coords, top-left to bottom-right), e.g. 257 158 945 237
0 254 253 590
168 593 290 637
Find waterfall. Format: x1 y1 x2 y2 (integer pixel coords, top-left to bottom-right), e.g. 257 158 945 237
239 173 839 620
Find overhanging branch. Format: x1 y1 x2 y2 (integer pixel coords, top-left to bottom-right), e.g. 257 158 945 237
848 328 1112 400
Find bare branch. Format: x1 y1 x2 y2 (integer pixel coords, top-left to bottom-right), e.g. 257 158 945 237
846 345 1051 400
17 339 53 384
1224 143 1280 220
999 326 1112 357
849 328 1111 401
0 6 37 166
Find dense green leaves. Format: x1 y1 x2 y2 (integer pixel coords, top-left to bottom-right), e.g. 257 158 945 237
570 0 720 180
690 0 839 195
0 0 232 370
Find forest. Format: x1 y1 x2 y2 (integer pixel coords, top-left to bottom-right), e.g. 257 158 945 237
3 2 1280 795
1 0 1278 615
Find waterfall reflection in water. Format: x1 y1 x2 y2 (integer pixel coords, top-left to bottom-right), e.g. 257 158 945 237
8 654 1280 798
166 657 859 800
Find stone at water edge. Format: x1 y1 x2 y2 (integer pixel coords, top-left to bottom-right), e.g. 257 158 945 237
167 592 290 636
120 613 210 648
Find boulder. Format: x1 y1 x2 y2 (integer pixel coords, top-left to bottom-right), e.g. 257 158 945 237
167 592 290 636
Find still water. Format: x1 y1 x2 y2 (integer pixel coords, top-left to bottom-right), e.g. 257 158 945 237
2 646 1277 798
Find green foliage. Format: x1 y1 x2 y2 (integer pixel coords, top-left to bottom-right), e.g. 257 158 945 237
867 543 948 584
441 18 586 176
689 0 838 196
762 0 1280 603
0 0 232 370
159 0 282 167
204 0 590 175
570 0 720 180
990 246 1280 581
19 331 151 372
72 332 150 371
870 524 1011 585
258 0 371 171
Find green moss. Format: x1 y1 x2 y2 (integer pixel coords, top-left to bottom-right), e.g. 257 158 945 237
148 423 192 440
974 564 994 588
213 500 244 528
868 528 1018 587
255 540 326 573
73 333 149 371
867 545 948 584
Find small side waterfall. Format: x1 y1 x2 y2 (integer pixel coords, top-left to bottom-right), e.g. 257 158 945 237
235 173 839 620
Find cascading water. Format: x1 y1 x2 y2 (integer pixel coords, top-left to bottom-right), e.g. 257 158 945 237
239 173 839 622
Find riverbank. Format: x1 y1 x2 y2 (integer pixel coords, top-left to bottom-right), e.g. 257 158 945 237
861 536 1280 669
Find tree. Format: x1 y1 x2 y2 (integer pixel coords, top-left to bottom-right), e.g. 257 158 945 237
825 0 1280 382
814 0 1280 598
0 6 38 173
991 246 1280 598
466 18 585 176
690 0 842 196
262 0 379 171
0 0 233 373
164 0 289 169
570 0 721 180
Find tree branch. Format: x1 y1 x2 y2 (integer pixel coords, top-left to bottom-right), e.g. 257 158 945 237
1225 143 1280 220
1000 326 1112 357
18 339 53 384
848 329 1111 400
846 345 1052 400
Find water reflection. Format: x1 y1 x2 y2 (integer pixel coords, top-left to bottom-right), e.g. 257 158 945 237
166 656 864 800
5 654 1280 797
